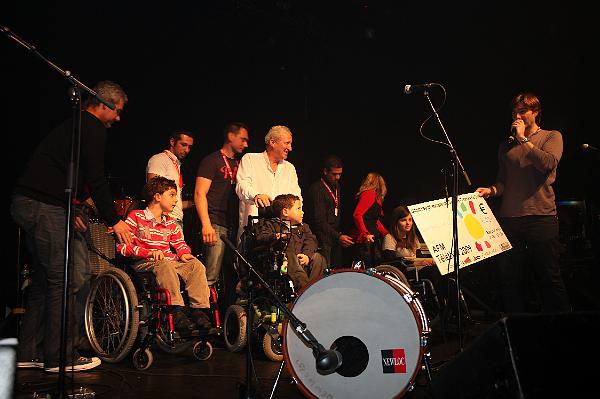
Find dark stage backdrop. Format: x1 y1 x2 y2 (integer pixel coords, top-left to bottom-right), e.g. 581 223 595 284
2 1 599 305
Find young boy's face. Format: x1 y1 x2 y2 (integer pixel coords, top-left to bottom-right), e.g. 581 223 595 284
283 199 303 224
157 188 178 214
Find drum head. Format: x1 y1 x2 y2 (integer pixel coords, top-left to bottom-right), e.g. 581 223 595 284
284 270 425 399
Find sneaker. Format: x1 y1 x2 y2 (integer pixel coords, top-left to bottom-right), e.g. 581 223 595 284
17 358 44 369
44 356 101 373
189 308 213 331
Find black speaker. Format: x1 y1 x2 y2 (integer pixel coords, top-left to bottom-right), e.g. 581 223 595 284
430 312 600 398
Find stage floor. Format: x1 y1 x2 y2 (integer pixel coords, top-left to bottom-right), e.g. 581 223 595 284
13 255 600 398
13 316 493 399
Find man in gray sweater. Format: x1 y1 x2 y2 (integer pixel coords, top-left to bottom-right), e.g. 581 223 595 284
476 92 570 314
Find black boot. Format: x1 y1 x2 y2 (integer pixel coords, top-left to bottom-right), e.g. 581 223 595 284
172 307 196 333
189 308 212 331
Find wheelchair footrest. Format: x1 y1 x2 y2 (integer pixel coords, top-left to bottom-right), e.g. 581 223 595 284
172 327 219 339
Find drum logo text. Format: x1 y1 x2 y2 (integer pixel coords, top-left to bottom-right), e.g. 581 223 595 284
381 349 407 373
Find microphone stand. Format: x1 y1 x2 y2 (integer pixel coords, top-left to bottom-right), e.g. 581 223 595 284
420 88 472 352
2 25 114 399
221 235 340 399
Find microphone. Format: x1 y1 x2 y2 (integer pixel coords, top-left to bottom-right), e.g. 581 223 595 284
403 83 436 94
508 125 517 143
315 345 343 375
582 143 599 151
295 324 343 375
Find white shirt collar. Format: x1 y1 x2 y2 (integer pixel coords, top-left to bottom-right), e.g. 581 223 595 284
143 207 167 224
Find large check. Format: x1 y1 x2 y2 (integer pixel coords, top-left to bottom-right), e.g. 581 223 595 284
408 193 512 275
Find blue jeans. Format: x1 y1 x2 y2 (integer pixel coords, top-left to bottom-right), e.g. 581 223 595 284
203 224 230 286
498 215 570 313
10 194 90 366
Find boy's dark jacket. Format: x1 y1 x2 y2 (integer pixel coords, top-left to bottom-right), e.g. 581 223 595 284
254 218 319 259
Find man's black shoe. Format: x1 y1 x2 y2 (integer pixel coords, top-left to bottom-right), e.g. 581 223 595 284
173 307 196 333
189 308 213 331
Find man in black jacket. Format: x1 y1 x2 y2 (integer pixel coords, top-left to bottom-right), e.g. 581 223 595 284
304 155 354 268
10 80 132 372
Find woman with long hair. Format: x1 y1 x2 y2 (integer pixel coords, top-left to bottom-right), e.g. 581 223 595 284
383 205 447 320
383 205 436 267
350 172 389 267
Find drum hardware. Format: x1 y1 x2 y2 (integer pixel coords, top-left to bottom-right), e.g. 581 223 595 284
351 260 364 269
268 360 286 399
220 234 341 399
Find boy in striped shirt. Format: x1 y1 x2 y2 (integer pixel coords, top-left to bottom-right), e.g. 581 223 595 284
117 176 212 333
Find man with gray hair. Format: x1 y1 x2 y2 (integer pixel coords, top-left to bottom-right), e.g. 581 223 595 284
11 80 131 372
235 125 302 242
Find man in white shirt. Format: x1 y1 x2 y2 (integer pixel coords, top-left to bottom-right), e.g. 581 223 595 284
147 130 195 233
235 125 302 242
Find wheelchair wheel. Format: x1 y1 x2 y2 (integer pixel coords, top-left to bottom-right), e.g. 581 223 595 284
262 330 283 362
193 340 213 361
132 347 153 370
223 304 247 352
85 268 139 363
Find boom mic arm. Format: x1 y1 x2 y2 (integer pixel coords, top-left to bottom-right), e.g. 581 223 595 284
403 83 437 94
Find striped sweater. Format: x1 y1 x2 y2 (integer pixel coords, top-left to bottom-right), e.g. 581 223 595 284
117 208 191 261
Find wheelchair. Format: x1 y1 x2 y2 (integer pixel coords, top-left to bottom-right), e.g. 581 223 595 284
84 250 220 370
222 212 297 362
356 254 443 332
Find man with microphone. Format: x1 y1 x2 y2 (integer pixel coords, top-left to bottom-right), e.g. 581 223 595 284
475 92 570 314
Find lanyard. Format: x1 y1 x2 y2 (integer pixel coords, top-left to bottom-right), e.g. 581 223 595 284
321 178 338 216
163 150 183 187
220 150 239 184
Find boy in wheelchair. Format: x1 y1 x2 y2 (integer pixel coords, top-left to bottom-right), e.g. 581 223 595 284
253 194 328 291
117 176 212 334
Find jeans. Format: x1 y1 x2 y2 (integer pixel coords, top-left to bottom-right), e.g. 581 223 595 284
498 215 570 313
286 252 328 291
10 194 90 366
318 242 344 269
72 207 93 350
203 224 230 286
356 240 382 269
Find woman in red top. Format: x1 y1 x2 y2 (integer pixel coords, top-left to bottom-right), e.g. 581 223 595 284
350 172 389 267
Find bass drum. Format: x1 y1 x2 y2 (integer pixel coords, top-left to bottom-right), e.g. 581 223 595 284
283 269 429 399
